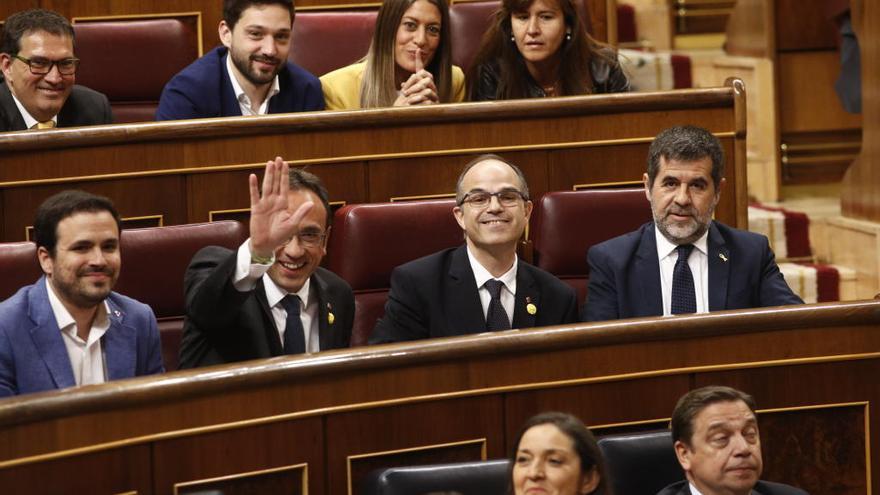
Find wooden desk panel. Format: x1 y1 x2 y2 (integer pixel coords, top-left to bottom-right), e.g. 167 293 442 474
0 84 747 241
0 301 876 494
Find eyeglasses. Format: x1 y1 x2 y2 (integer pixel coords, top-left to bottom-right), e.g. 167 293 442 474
286 230 327 248
13 54 80 75
458 189 528 208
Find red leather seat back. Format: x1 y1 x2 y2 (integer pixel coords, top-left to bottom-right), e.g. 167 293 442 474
326 199 463 345
116 221 248 318
530 188 651 300
0 242 40 302
290 11 377 77
449 0 499 73
73 16 200 123
617 3 637 43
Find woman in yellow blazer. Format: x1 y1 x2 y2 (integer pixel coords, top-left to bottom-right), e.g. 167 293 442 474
320 0 465 110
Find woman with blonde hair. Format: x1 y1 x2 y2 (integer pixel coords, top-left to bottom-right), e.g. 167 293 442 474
321 0 465 109
469 0 628 100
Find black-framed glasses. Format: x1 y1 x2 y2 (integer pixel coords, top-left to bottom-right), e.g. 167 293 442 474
459 188 528 208
286 230 327 248
13 54 79 75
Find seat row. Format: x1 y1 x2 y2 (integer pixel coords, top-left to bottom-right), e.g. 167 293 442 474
0 187 650 370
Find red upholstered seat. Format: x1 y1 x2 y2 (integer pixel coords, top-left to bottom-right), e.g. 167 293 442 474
449 0 499 74
0 242 40 302
290 11 377 77
530 188 651 301
326 199 462 345
72 15 201 123
116 221 248 370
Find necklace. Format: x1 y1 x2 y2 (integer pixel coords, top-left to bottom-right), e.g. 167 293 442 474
542 83 558 96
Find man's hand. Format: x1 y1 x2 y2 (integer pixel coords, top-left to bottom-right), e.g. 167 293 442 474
248 157 314 258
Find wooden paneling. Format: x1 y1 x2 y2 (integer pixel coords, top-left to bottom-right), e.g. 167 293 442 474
0 301 876 493
778 51 862 133
774 0 839 51
0 84 748 241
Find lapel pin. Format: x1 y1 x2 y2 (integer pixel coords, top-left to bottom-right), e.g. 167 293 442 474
327 302 335 325
113 310 121 318
526 296 537 315
719 253 728 262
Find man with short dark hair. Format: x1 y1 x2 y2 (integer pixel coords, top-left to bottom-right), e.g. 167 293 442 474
179 157 354 368
157 0 323 120
583 125 802 322
369 154 578 343
0 9 112 131
0 190 163 397
657 385 809 495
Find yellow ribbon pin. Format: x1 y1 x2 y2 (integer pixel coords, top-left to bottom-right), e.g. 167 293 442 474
527 303 537 315
328 312 335 325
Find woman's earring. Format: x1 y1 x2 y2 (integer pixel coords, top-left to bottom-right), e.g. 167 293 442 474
565 30 571 41
511 35 515 42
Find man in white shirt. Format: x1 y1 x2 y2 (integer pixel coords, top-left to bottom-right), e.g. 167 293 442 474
583 125 802 322
370 154 578 343
179 158 354 368
657 386 809 495
0 9 112 132
0 191 163 397
156 0 323 120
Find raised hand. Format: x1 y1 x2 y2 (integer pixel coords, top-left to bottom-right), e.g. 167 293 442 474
393 48 439 106
248 157 314 259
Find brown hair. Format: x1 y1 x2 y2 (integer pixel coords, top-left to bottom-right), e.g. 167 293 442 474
671 386 757 447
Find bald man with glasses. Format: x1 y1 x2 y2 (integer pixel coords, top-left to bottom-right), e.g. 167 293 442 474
370 154 578 344
0 9 112 132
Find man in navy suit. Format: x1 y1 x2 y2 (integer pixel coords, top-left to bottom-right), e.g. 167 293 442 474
656 386 809 495
0 191 163 397
370 154 578 344
583 126 802 322
156 0 323 121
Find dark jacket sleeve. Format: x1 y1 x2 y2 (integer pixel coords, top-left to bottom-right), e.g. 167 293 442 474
184 246 254 334
470 61 500 101
156 76 203 121
369 266 431 344
591 50 631 94
582 244 621 322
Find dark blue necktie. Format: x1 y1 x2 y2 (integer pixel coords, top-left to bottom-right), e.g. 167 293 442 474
280 295 306 354
671 244 697 315
485 279 511 331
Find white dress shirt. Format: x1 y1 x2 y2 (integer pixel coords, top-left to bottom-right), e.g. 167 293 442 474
46 278 110 386
466 246 517 327
225 54 280 116
655 226 709 316
10 91 57 129
233 239 320 352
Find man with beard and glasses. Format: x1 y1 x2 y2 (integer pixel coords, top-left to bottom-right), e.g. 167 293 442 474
582 125 801 322
156 0 323 120
657 386 809 495
0 191 163 397
369 154 577 344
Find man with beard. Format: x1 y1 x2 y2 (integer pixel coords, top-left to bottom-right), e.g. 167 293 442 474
582 126 801 322
156 0 323 120
0 9 112 131
657 386 809 495
369 154 578 343
0 191 163 397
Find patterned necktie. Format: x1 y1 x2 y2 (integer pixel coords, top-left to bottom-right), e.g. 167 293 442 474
484 279 511 331
671 244 697 314
32 121 56 130
280 295 306 354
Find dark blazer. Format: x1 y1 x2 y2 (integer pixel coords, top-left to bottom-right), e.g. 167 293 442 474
0 277 164 397
156 46 324 121
370 245 578 344
179 246 354 368
0 77 112 132
656 480 809 495
583 221 804 322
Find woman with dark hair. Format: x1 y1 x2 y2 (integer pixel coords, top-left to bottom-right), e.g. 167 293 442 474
320 0 465 109
469 0 628 101
509 412 612 495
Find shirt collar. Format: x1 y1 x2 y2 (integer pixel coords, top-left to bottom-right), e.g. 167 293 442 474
466 245 518 294
9 87 57 129
45 277 110 333
654 223 709 261
225 52 280 114
688 482 705 495
263 272 311 310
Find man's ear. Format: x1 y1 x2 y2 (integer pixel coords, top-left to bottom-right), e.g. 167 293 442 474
218 21 233 48
674 440 692 472
0 54 12 79
321 225 331 256
37 246 53 277
453 206 465 231
643 172 651 202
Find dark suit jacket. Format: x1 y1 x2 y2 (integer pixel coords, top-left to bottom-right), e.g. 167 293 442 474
156 46 324 121
583 221 804 322
370 245 578 344
0 77 112 132
0 277 164 397
656 480 809 495
179 245 354 368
